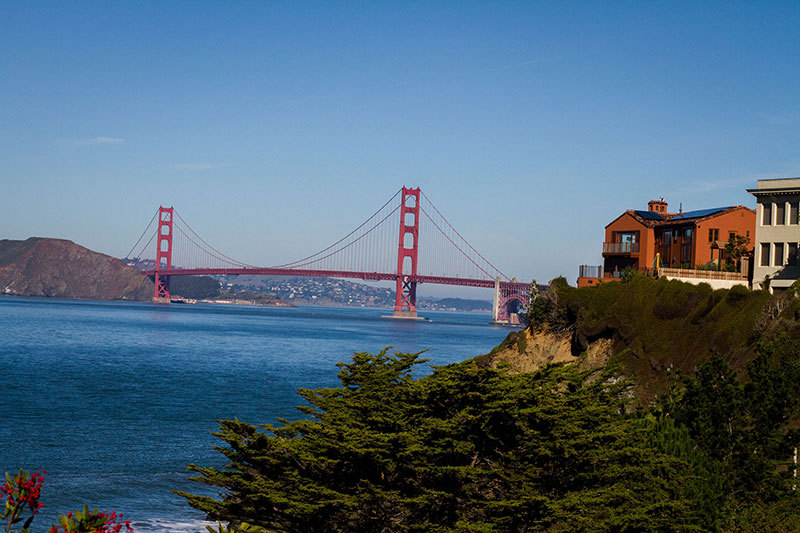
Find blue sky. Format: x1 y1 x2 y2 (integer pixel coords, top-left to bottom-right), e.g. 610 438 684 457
1 2 799 296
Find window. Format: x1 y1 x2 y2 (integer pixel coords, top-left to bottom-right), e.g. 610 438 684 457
776 202 786 225
791 202 799 225
763 203 772 225
683 228 693 243
708 228 719 242
789 243 798 267
728 231 737 241
616 231 637 244
761 243 770 266
774 243 784 266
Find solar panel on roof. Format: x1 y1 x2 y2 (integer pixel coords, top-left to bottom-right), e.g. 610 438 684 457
670 207 730 220
633 210 664 220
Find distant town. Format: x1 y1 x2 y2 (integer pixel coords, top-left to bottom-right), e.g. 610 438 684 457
122 260 491 311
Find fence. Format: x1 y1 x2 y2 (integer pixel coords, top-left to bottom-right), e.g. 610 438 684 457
658 267 746 281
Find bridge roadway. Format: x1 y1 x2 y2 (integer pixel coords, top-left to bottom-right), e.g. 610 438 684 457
142 267 530 292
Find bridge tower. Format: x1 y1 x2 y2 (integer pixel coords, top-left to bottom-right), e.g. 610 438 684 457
392 187 421 319
153 206 174 303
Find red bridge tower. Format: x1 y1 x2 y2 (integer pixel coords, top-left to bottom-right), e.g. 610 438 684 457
392 187 421 319
153 206 173 303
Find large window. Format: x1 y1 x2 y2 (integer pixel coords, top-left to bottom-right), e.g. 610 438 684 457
616 231 637 244
789 243 798 267
761 243 770 266
763 203 772 225
774 243 784 266
683 228 693 243
791 202 799 225
708 228 719 242
776 203 786 225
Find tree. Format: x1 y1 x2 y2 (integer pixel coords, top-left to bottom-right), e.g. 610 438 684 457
179 351 695 532
526 280 545 330
657 337 800 530
724 233 750 268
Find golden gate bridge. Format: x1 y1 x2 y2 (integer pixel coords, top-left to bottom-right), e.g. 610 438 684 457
126 187 530 323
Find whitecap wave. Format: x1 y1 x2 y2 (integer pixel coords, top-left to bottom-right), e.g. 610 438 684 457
128 518 216 532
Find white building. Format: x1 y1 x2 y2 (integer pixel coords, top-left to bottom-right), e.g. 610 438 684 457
747 178 800 291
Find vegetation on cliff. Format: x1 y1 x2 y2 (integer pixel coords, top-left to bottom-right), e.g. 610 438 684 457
181 276 800 531
516 275 779 400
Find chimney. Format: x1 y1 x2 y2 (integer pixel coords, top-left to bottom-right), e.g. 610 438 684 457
648 198 668 215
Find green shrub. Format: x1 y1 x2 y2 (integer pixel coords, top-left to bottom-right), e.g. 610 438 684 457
546 276 772 399
517 331 527 353
179 351 698 532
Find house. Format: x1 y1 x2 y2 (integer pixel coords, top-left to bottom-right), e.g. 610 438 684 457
651 206 755 268
602 200 665 276
578 199 755 287
747 177 800 291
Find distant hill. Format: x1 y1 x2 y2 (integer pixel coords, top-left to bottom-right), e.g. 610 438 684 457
0 237 154 300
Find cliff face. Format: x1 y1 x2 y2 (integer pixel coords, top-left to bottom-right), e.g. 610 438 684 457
0 238 154 301
476 328 613 375
477 276 788 404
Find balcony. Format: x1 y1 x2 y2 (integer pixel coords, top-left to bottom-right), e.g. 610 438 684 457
602 241 640 256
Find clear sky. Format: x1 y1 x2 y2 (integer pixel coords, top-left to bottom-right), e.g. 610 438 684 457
2 1 799 297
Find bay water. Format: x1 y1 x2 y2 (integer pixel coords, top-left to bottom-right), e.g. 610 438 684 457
0 297 512 531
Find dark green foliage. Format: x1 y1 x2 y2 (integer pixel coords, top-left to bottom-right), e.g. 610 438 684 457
169 275 221 299
526 278 570 334
179 277 800 532
179 351 695 532
525 280 545 330
655 335 800 531
548 276 772 399
516 331 527 353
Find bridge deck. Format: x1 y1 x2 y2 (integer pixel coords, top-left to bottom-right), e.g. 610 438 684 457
142 268 529 290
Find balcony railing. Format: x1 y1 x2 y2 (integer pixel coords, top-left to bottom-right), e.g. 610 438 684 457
602 241 640 255
578 265 603 278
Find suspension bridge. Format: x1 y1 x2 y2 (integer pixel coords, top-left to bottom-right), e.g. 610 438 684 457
126 187 530 324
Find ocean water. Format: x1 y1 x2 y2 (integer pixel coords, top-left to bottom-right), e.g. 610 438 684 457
0 297 513 531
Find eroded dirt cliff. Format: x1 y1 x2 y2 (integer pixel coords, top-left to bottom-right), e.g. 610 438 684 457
476 327 613 375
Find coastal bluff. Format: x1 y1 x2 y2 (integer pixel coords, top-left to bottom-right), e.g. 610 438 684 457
0 237 153 301
476 275 793 403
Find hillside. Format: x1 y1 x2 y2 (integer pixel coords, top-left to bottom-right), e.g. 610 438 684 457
0 237 154 301
479 275 798 402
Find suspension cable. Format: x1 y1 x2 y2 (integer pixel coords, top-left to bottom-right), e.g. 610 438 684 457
421 192 509 280
124 209 158 259
133 231 157 262
173 224 249 268
174 210 253 268
286 206 400 269
272 188 401 268
420 206 503 281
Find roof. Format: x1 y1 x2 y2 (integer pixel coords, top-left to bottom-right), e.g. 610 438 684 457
632 210 664 221
747 187 800 195
605 205 754 230
668 207 729 221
